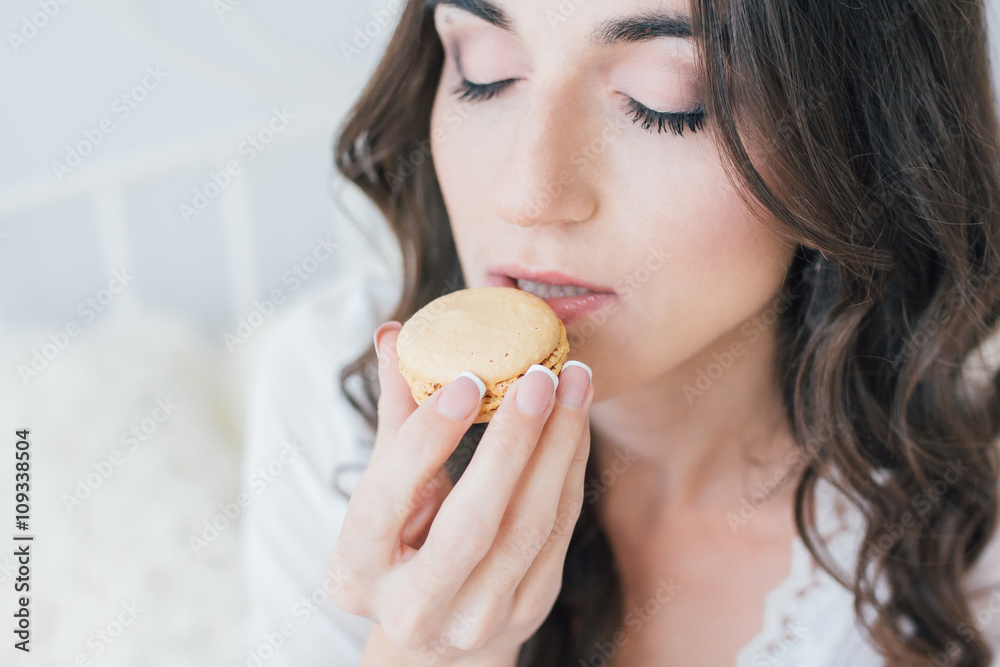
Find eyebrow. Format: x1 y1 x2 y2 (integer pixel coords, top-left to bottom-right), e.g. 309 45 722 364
421 0 693 43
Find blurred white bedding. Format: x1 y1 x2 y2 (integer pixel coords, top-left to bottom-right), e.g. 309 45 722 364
0 305 270 666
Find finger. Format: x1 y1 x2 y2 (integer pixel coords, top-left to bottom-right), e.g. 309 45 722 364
513 406 592 617
371 322 414 461
400 466 453 550
407 365 559 602
341 367 487 566
464 362 593 603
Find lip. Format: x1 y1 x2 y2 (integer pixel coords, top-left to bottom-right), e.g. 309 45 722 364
486 264 616 294
486 264 618 326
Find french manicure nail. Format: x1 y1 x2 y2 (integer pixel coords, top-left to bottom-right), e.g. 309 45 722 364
516 364 558 415
557 360 592 409
436 371 486 421
561 360 592 381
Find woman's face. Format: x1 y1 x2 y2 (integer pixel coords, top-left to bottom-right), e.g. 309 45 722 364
429 0 796 401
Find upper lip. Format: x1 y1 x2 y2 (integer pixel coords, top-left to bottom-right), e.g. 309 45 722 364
488 264 616 294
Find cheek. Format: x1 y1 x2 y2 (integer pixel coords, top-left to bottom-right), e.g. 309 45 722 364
614 137 783 281
606 137 792 353
429 86 506 243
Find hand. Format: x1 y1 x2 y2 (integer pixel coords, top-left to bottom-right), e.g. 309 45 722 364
326 320 594 666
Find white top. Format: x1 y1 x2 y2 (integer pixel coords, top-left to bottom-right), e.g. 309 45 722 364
240 257 1000 667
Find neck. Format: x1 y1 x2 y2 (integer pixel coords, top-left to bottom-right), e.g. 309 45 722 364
587 313 799 522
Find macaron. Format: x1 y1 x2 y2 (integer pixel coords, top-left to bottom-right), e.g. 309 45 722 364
395 287 570 423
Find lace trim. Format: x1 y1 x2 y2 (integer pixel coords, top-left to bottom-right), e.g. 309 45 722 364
736 477 866 666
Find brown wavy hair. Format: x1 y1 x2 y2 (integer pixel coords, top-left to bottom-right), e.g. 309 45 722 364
331 0 1000 664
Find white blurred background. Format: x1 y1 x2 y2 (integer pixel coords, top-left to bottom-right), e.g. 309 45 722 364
0 0 999 665
0 0 402 334
0 1 401 665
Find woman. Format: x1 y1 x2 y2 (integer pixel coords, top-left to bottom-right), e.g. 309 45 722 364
241 0 1000 665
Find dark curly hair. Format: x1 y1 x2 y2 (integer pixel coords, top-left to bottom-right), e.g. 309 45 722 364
332 0 1000 664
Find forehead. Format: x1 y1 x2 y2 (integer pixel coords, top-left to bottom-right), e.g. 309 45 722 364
426 0 696 49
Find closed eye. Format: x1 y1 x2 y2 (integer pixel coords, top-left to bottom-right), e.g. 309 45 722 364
623 97 706 136
449 76 706 137
452 77 518 102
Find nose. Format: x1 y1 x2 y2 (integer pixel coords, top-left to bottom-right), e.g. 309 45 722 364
488 83 600 228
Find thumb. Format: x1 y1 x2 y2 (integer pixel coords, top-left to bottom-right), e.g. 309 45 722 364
371 321 418 459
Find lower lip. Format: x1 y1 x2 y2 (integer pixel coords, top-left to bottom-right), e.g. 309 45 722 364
486 274 618 326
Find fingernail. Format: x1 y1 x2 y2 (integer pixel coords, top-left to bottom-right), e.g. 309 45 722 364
373 322 399 361
557 360 592 409
516 365 558 416
436 371 486 421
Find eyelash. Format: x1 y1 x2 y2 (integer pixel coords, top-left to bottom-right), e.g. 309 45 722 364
452 77 516 103
624 97 705 136
450 77 706 137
